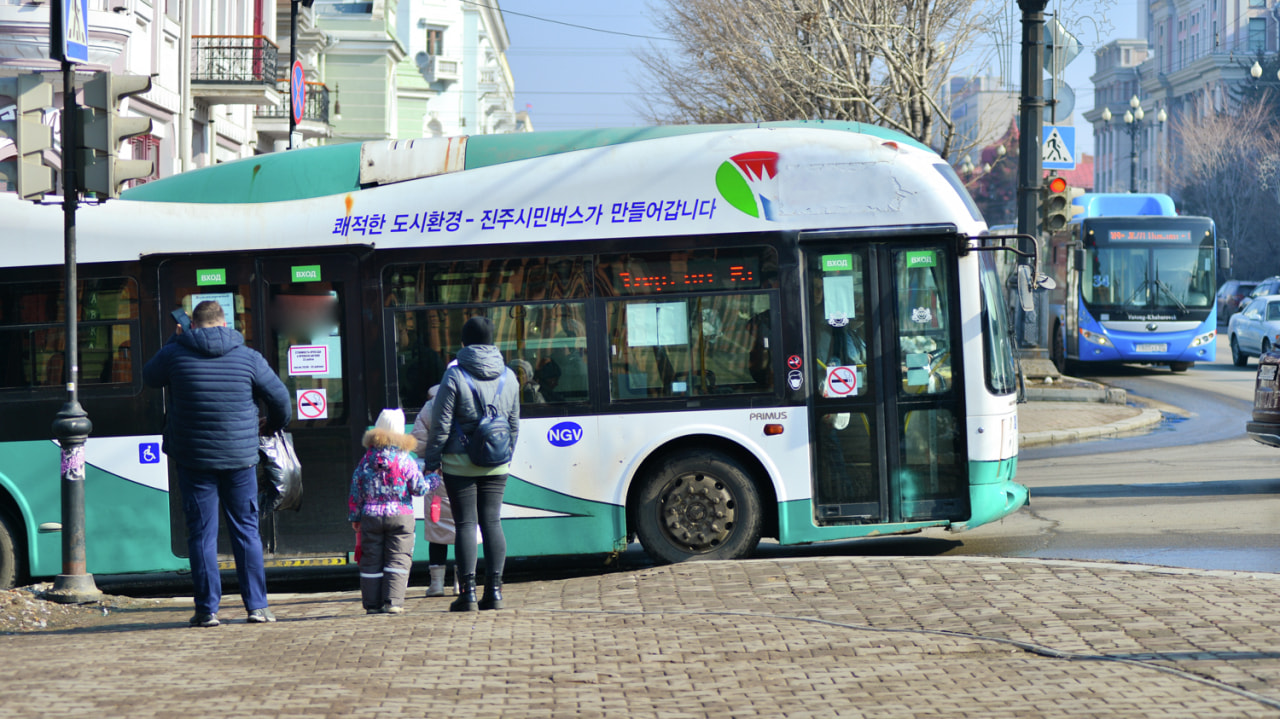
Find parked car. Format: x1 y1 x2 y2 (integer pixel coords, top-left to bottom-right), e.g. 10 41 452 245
1228 294 1280 366
1241 277 1280 312
1246 347 1280 447
1216 279 1259 323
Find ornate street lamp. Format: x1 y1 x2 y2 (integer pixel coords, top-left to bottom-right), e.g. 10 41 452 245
1101 95 1166 192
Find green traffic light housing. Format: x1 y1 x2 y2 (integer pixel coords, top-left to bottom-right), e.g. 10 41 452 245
0 74 55 202
79 72 154 199
1042 175 1070 233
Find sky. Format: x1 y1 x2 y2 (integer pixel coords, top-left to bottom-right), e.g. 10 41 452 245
498 0 1144 157
500 1 663 132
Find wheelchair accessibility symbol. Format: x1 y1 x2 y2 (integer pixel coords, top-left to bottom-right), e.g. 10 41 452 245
139 442 161 464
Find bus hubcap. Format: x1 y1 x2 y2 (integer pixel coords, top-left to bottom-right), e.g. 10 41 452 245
661 473 735 551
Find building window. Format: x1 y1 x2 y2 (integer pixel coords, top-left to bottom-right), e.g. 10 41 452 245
128 134 161 187
426 28 444 56
1249 18 1266 51
1250 0 1265 8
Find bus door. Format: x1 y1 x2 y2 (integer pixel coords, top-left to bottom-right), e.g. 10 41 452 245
802 239 968 525
157 251 368 558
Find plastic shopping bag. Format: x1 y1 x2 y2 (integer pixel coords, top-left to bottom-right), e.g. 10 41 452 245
257 430 303 512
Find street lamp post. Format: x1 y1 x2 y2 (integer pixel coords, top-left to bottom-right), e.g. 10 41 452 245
1102 95 1166 193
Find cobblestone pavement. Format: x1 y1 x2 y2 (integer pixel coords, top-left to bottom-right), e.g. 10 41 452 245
4 556 1280 718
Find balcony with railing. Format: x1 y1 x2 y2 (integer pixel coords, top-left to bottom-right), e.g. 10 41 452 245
191 35 282 106
415 53 461 84
254 80 333 141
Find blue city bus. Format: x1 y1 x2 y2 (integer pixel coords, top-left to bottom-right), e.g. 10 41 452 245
1048 193 1220 372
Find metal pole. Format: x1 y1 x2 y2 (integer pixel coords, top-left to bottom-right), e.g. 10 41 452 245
47 60 101 605
1016 0 1047 350
1129 123 1139 193
288 0 298 149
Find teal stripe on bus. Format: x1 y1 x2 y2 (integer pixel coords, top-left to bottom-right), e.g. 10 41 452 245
121 142 363 204
775 459 1027 544
120 121 928 205
409 473 627 561
0 440 186 577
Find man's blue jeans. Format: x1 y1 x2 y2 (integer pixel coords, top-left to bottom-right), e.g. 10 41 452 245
178 465 268 615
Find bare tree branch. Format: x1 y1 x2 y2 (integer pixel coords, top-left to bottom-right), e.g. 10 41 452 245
636 0 995 159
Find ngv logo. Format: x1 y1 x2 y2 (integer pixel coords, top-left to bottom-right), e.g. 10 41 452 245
547 421 583 447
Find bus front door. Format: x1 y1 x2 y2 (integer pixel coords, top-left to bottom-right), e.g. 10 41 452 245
803 240 969 525
157 251 369 559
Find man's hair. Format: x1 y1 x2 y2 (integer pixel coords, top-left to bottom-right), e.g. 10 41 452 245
192 300 226 327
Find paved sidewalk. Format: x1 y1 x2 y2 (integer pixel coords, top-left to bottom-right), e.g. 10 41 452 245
3 556 1279 718
1019 400 1164 448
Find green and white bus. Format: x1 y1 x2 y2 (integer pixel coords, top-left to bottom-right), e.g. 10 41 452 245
0 121 1027 586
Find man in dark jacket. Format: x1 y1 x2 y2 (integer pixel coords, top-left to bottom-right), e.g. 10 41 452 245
143 300 291 627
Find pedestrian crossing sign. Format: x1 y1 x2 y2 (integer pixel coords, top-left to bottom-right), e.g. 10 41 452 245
50 0 90 64
1042 125 1076 170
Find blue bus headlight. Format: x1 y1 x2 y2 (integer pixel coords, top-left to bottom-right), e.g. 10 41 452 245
1190 329 1217 347
1080 328 1112 346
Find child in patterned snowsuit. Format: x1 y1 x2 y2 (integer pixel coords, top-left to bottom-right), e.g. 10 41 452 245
348 408 439 614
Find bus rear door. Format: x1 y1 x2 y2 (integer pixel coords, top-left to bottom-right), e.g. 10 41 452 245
157 250 370 559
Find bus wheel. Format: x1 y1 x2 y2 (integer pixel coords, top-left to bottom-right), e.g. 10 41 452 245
0 510 20 590
1169 362 1193 372
635 450 762 564
1050 323 1067 374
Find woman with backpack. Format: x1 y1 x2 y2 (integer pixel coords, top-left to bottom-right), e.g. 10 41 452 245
418 316 520 612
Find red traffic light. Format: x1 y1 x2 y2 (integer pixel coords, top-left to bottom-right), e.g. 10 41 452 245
1047 176 1068 194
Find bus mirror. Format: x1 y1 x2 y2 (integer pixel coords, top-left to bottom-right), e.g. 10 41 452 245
1036 273 1057 290
1016 265 1035 312
1219 247 1231 271
1072 248 1085 273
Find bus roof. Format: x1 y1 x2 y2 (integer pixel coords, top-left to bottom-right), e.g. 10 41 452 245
1071 192 1177 219
122 120 929 205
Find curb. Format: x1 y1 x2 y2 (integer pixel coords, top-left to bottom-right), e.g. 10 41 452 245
1018 406 1164 448
1023 386 1128 404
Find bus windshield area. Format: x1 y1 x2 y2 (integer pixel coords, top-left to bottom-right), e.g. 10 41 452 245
1082 246 1215 313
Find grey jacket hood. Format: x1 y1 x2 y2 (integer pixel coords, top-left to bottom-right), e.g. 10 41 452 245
457 344 506 380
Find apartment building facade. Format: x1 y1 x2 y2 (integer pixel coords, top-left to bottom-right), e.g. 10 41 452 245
0 0 520 193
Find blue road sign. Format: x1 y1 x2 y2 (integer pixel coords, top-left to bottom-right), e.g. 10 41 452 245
1042 125 1076 171
291 61 306 125
51 0 90 64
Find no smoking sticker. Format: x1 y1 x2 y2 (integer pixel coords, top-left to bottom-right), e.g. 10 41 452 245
297 388 328 420
825 365 858 396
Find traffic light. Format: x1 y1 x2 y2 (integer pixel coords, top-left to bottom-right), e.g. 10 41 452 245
79 72 154 199
1041 175 1070 234
0 74 55 202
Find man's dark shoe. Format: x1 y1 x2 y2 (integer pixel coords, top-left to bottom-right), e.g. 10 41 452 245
189 612 219 628
247 607 277 623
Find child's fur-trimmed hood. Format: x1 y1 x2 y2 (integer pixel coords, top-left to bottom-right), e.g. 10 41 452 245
361 427 418 451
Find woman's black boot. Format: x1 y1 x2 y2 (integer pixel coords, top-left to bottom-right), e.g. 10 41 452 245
450 574 478 612
479 575 504 611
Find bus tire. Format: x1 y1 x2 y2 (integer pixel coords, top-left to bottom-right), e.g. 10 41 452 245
0 509 21 590
1050 322 1067 374
1169 362 1192 372
635 450 762 564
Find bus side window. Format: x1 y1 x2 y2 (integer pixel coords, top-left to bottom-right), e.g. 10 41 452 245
607 293 773 401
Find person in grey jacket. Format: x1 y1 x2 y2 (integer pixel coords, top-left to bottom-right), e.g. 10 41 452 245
418 316 520 611
143 300 291 627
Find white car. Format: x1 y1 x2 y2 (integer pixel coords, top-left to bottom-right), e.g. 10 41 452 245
1228 293 1280 366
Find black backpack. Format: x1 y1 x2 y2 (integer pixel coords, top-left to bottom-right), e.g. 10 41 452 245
458 369 514 467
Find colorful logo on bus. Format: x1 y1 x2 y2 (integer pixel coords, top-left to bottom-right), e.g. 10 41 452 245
716 151 780 220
